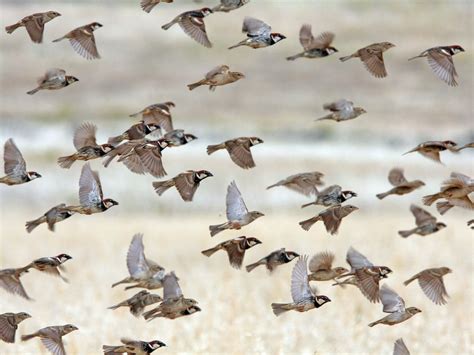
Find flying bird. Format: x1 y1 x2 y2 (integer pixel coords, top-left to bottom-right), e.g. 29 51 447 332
163 130 197 147
23 254 72 282
21 324 78 354
228 17 286 49
129 102 175 133
267 172 324 196
103 338 166 354
299 205 358 235
140 0 173 13
0 138 41 185
302 185 357 208
108 290 162 317
0 267 31 300
0 312 31 343
340 42 395 78
308 251 348 282
152 170 213 202
53 22 103 59
398 204 446 238
403 140 458 163
108 122 161 146
315 99 366 122
25 203 74 233
404 267 452 305
201 236 261 269
212 0 249 13
287 25 337 61
207 137 263 169
246 248 299 273
187 65 245 91
376 168 425 199
5 11 61 43
27 68 78 95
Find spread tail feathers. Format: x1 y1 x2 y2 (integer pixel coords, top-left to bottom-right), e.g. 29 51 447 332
152 180 175 196
436 201 453 215
187 80 206 91
209 222 228 237
206 143 225 155
201 246 220 257
376 192 390 200
398 229 414 238
5 23 22 34
25 217 45 233
299 216 320 231
57 155 76 169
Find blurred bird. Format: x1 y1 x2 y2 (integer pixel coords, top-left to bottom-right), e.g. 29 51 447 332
393 338 410 355
152 170 213 201
143 272 198 321
398 204 446 238
315 99 366 122
0 312 31 343
162 8 213 47
21 324 78 354
212 0 249 12
25 203 74 233
422 172 474 214
53 22 103 59
187 65 245 91
308 251 348 282
287 25 337 60
27 68 78 95
108 122 161 146
164 130 197 147
336 247 392 303
0 267 31 300
103 338 166 354
141 0 173 13
404 267 452 305
58 122 114 168
201 236 261 269
246 248 299 273
339 42 395 78
408 45 465 86
368 284 421 327
5 11 61 43
228 17 286 49
299 205 358 235
67 163 118 215
302 185 357 208
0 139 41 185
108 290 162 317
376 168 425 199
403 140 458 163
271 256 331 316
209 181 264 237
23 254 72 282
112 233 165 290
267 172 324 196
207 137 263 169
130 102 175 133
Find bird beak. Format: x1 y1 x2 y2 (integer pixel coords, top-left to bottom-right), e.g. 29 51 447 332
207 172 214 177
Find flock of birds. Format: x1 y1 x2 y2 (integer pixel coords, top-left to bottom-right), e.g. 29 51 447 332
1 0 473 354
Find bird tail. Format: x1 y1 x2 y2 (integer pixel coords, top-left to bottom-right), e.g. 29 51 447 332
266 183 280 190
228 40 245 50
103 345 122 353
21 332 38 342
57 154 77 169
107 301 125 310
245 260 264 273
403 276 417 286
301 201 316 208
141 0 156 13
271 303 293 316
52 36 65 42
436 201 453 215
107 134 126 146
376 192 390 200
209 222 228 237
143 307 159 320
152 179 175 196
111 277 131 288
299 216 320 231
5 23 21 34
286 52 305 61
201 246 220 257
407 55 423 61
25 216 46 233
187 79 206 91
26 87 40 95
161 21 175 30
422 193 440 206
315 114 334 121
339 54 355 62
368 320 380 327
402 147 417 155
398 229 414 238
124 284 140 290
206 143 225 155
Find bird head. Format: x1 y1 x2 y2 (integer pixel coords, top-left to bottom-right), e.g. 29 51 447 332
355 107 367 115
270 33 286 43
67 76 79 84
149 340 167 349
47 11 61 19
314 295 331 307
342 190 357 200
379 266 393 277
284 251 300 261
103 198 119 209
450 45 465 54
249 211 265 221
100 143 114 153
165 101 175 108
249 137 263 146
195 170 213 181
146 123 161 133
90 22 103 30
185 305 201 315
185 134 198 143
27 171 42 180
56 254 72 263
244 237 262 248
200 8 213 16
439 267 453 275
63 324 79 333
382 42 396 50
184 298 198 307
157 139 170 149
406 307 422 315
327 47 338 54
17 312 32 321
443 140 458 149
232 72 246 80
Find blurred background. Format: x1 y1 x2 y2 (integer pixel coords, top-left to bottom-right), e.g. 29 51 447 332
1 0 473 354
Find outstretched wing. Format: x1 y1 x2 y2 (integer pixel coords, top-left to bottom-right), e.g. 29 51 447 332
291 255 313 303
226 181 249 221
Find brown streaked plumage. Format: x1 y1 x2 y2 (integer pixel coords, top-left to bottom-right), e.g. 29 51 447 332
188 65 245 91
23 254 72 283
53 22 103 59
0 267 31 300
228 17 286 50
398 204 446 238
103 338 166 354
27 68 78 95
201 236 261 269
153 170 213 202
0 312 31 343
25 203 74 233
0 138 41 186
5 11 61 43
108 290 163 317
141 0 173 13
246 248 299 273
108 122 161 146
267 172 324 196
339 42 395 78
403 140 458 163
404 267 452 305
299 204 358 235
21 324 78 355
130 102 175 133
376 168 425 199
207 137 263 169
308 251 348 282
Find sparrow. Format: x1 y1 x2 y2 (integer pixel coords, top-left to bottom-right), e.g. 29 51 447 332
212 0 248 12
141 0 173 13
129 102 175 133
108 122 161 146
21 324 78 354
103 338 166 354
408 45 465 86
403 140 458 163
245 248 299 273
422 172 474 214
404 267 452 305
143 272 198 321
229 17 286 49
315 99 366 122
368 284 421 327
302 185 357 208
336 247 392 303
164 130 197 147
201 236 262 269
67 163 119 215
393 338 410 355
0 138 41 185
58 122 114 168
53 22 103 59
112 233 165 290
0 312 31 343
376 168 425 199
398 204 446 238
339 42 395 78
5 11 61 43
27 68 78 95
287 25 337 61
456 142 474 151
271 255 331 316
187 65 245 91
161 8 213 48
267 172 324 196
207 137 263 169
0 267 31 300
308 251 348 282
209 181 264 237
299 205 358 235
152 170 213 201
108 290 163 317
23 254 72 282
25 203 74 233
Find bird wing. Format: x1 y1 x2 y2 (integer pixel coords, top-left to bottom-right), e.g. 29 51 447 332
73 122 98 150
320 206 343 234
227 141 255 169
174 172 199 201
360 50 387 78
308 251 334 272
136 146 166 178
40 328 65 355
393 338 410 355
3 139 26 177
43 68 66 83
380 284 406 313
121 152 147 175
428 50 457 86
298 24 314 50
179 16 212 48
310 31 335 49
226 181 249 221
324 99 354 113
355 269 381 303
0 315 17 343
127 233 151 278
242 17 271 37
418 149 441 162
418 271 449 305
448 172 473 187
346 247 374 270
70 28 100 59
388 168 408 186
163 272 182 300
25 17 45 43
0 271 31 300
225 239 246 269
143 111 173 132
285 173 322 196
410 204 436 226
205 65 230 79
291 256 313 303
78 163 103 206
